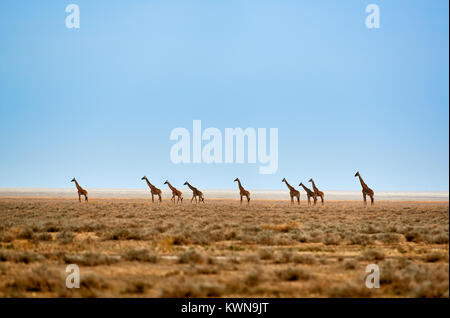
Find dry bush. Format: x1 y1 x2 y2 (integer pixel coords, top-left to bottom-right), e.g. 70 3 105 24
292 254 316 265
360 249 385 261
0 251 44 263
323 234 340 245
64 252 119 266
122 281 152 295
57 231 74 244
423 251 447 263
123 249 158 263
344 259 357 270
277 267 313 281
178 249 205 264
160 281 223 297
34 233 52 242
5 266 63 293
261 222 301 233
327 282 372 297
0 233 13 243
17 227 34 240
349 234 373 246
258 248 273 260
376 233 404 243
104 228 147 241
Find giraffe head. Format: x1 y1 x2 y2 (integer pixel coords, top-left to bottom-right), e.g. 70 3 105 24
164 180 169 185
354 171 360 177
308 178 313 183
299 182 303 186
282 178 286 183
234 178 239 182
141 176 147 181
183 181 188 186
71 178 76 182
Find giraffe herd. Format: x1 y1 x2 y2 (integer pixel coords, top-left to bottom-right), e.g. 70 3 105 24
70 172 375 206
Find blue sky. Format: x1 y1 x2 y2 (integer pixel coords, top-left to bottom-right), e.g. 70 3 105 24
0 0 448 191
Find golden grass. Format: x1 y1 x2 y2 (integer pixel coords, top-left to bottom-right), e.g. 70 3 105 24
0 198 448 297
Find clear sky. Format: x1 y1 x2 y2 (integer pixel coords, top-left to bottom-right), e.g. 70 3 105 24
0 0 448 191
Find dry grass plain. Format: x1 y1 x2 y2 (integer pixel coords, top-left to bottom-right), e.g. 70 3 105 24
0 198 448 298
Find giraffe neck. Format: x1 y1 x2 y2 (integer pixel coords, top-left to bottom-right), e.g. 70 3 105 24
145 178 154 188
186 183 195 191
167 182 176 191
236 180 244 191
300 184 311 193
283 180 294 190
74 180 81 190
358 175 367 188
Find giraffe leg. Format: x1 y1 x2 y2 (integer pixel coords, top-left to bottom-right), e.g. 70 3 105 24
158 194 162 202
240 195 243 205
247 196 250 204
78 193 81 202
321 195 324 206
297 196 300 205
363 192 367 205
290 195 294 205
370 195 374 205
151 194 154 203
191 195 194 203
85 195 88 202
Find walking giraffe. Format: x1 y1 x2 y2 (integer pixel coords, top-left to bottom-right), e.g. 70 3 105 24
308 178 324 206
141 176 162 202
282 178 300 205
70 178 88 202
234 178 250 205
184 181 205 203
164 180 183 204
299 182 315 206
354 171 374 205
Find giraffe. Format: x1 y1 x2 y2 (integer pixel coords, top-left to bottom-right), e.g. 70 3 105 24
299 182 315 206
282 178 300 205
184 182 205 203
234 178 250 205
141 176 162 202
70 178 88 202
308 178 324 206
355 171 374 205
164 180 183 204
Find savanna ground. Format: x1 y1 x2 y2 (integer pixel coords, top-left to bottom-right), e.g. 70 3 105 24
0 198 448 298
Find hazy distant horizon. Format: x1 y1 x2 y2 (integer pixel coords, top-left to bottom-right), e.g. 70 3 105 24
0 188 448 201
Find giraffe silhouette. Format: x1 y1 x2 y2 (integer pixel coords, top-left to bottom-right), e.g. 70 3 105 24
184 181 205 203
308 178 324 206
282 178 300 205
141 176 162 202
234 178 250 205
299 182 314 206
164 180 183 204
355 171 374 205
71 178 88 202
